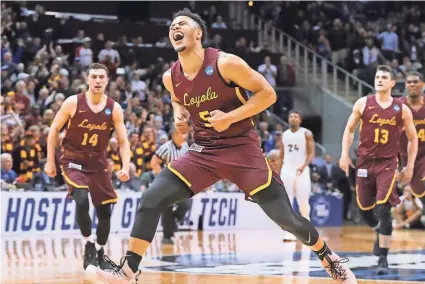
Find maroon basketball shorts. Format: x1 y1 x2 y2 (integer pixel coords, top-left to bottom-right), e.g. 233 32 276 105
355 156 400 210
401 154 425 198
168 132 282 196
60 163 117 207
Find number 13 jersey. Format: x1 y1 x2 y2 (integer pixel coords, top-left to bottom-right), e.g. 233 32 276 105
170 48 254 145
358 95 403 159
282 128 308 170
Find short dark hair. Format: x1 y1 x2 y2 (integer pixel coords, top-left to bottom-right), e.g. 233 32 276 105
173 9 207 42
376 65 394 80
289 110 302 119
406 71 424 82
87 63 109 76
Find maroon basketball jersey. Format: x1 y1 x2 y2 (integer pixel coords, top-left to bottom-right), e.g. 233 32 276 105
62 93 114 155
358 95 403 159
171 48 254 145
399 96 425 158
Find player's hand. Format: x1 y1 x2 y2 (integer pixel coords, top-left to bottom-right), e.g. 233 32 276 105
116 168 130 182
397 166 413 186
296 164 306 176
44 161 57 178
339 155 354 177
174 116 190 135
208 110 232 132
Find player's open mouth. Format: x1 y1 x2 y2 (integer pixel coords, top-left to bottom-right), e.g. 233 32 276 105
173 32 184 42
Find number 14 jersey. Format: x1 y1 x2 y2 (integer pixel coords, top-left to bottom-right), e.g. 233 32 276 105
170 48 254 145
358 95 403 159
399 96 425 159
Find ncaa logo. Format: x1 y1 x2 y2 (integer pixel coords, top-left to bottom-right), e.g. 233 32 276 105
105 108 112 116
393 105 400 112
311 197 330 226
205 66 214 76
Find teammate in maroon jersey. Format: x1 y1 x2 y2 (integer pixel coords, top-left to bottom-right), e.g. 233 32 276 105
45 63 131 270
89 11 356 284
340 65 418 275
399 72 425 225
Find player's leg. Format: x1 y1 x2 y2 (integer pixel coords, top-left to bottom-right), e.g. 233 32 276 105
375 162 398 275
72 187 97 269
88 152 220 282
251 178 357 283
280 169 297 241
409 158 425 224
94 204 113 269
295 168 311 220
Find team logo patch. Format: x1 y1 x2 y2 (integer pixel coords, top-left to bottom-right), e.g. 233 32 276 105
311 197 330 226
393 105 401 112
205 66 214 76
105 108 112 116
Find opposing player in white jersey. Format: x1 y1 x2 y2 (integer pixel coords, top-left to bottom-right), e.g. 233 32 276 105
279 111 315 241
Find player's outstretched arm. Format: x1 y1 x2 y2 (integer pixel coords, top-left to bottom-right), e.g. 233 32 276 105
399 104 418 185
216 52 277 125
298 130 315 175
339 97 366 176
163 69 191 134
45 96 77 177
113 102 131 182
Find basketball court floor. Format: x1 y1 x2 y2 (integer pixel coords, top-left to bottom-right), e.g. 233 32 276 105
2 226 424 284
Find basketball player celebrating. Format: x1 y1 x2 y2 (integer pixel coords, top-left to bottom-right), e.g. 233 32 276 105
280 110 315 241
89 11 357 284
339 65 418 275
45 63 131 270
399 72 425 224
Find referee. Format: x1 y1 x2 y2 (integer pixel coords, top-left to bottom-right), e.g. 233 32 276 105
150 128 191 244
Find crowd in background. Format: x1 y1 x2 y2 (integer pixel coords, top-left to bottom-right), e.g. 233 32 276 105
1 1 424 229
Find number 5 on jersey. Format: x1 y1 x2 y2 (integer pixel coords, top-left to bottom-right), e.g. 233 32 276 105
199 111 212 127
82 133 98 146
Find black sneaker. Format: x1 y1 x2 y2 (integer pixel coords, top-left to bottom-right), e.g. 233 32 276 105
97 247 114 270
83 241 98 269
162 237 174 245
376 256 389 275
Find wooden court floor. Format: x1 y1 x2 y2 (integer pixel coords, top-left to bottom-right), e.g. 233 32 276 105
2 226 425 284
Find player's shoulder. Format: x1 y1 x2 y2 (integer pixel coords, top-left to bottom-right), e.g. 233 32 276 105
217 51 244 67
301 127 313 137
62 94 78 109
162 68 173 90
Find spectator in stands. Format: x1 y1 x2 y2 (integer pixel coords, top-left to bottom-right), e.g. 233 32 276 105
120 163 143 191
98 41 120 67
377 23 399 59
267 149 280 172
258 56 277 88
318 154 340 191
328 19 348 65
1 153 17 185
76 37 93 69
12 132 40 183
393 185 424 230
211 15 227 29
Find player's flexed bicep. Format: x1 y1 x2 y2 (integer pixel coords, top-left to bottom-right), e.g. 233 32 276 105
207 53 277 132
113 102 130 182
163 69 191 134
45 96 77 177
339 97 366 176
399 104 418 185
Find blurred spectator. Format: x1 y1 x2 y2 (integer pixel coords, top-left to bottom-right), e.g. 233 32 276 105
393 185 424 230
318 154 340 191
377 24 399 58
120 163 143 191
211 15 227 29
267 149 280 173
75 37 93 69
1 153 17 185
328 19 348 65
258 56 277 88
12 132 40 182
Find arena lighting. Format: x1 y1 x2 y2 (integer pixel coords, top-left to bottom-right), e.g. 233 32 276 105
248 1 254 7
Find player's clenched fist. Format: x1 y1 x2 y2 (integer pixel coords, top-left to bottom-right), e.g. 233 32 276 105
116 168 130 182
44 161 57 177
208 110 232 132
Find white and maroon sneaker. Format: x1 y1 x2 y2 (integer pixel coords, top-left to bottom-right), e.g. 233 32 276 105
321 252 358 283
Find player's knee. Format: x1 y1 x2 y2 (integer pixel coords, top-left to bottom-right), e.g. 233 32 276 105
377 203 392 235
96 204 112 220
360 208 379 228
72 188 90 211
